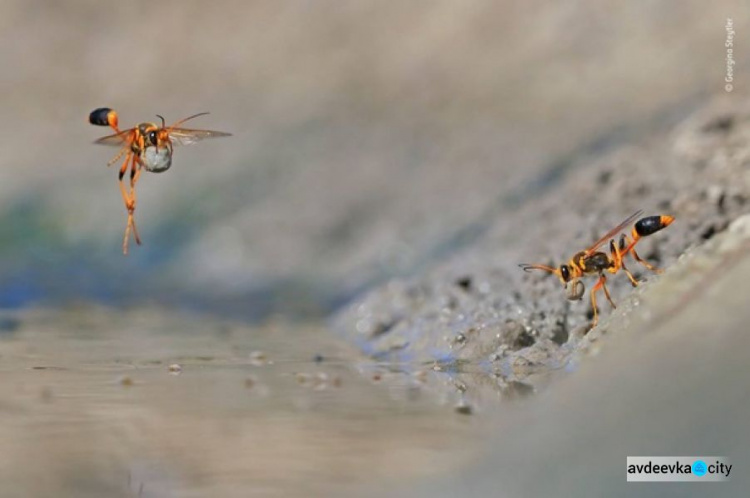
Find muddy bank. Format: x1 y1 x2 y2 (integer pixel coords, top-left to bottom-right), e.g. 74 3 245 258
400 203 750 498
334 94 750 392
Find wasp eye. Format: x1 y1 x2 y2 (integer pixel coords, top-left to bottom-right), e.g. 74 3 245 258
147 131 158 146
560 265 571 282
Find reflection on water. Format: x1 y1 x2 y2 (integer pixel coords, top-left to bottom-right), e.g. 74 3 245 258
0 307 493 498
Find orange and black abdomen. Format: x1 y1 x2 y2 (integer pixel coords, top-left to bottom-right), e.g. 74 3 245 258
635 215 674 237
89 107 118 128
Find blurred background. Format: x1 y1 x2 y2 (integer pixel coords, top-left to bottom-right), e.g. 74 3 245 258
2 0 747 320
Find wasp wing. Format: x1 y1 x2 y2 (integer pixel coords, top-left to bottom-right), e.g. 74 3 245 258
167 128 232 146
93 129 136 147
584 210 643 256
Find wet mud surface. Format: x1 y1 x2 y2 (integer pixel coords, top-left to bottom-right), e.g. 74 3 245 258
334 95 750 394
0 308 491 498
404 212 750 498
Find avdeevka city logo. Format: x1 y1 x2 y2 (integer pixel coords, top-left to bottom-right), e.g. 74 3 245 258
691 460 707 477
627 456 731 482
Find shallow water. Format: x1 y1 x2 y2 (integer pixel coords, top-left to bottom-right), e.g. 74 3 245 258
0 307 494 498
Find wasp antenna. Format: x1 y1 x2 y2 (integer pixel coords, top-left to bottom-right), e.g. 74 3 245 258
519 263 559 274
164 112 211 131
156 114 166 128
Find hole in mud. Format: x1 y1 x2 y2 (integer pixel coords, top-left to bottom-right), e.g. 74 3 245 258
701 225 717 241
701 115 735 133
455 276 473 292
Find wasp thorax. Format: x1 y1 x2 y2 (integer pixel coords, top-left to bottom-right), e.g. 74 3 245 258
142 146 172 173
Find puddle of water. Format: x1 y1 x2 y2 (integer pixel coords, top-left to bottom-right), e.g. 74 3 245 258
0 307 491 498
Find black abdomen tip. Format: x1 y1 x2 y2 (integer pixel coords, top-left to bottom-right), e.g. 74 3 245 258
89 107 113 126
635 216 667 236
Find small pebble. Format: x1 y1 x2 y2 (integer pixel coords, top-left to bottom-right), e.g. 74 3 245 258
455 401 473 415
168 363 182 375
313 372 329 391
249 351 269 366
295 372 312 386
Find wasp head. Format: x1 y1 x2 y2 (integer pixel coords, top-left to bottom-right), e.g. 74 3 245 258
147 130 159 147
559 264 572 284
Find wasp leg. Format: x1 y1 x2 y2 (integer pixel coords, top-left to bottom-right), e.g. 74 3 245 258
129 132 147 192
116 152 142 255
590 275 603 327
601 277 616 309
107 145 128 167
621 261 639 286
129 154 144 246
589 274 614 328
122 207 141 255
126 214 141 251
608 238 624 272
621 234 663 274
614 235 638 286
117 151 133 211
106 130 136 167
128 153 142 247
129 153 144 198
131 160 143 190
630 247 662 273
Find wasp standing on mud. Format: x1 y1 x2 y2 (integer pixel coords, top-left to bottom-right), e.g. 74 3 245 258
89 107 231 255
519 210 674 327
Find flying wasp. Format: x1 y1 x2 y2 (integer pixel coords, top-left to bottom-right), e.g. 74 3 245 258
89 107 231 254
519 210 674 327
